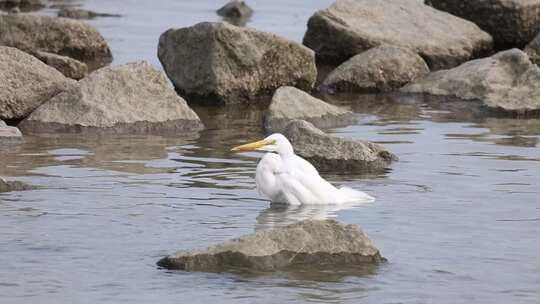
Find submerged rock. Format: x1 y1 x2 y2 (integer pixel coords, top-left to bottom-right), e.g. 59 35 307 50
0 46 72 120
57 8 121 19
217 1 253 18
426 0 540 49
283 120 397 172
34 51 88 80
158 22 317 105
321 45 430 93
0 177 34 193
402 49 540 112
302 0 492 69
158 219 384 272
0 120 22 142
525 33 540 66
0 14 112 71
20 61 204 133
264 86 355 132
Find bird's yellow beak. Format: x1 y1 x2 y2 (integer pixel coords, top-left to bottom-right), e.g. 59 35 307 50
231 139 273 152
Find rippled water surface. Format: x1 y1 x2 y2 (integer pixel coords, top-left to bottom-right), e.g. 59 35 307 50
2 1 540 303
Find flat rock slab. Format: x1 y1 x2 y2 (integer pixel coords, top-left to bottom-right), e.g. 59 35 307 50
402 49 540 112
57 8 121 19
321 45 430 93
283 120 398 172
0 14 112 71
0 120 22 142
158 219 384 272
426 0 540 49
525 33 540 66
264 86 356 132
303 0 493 70
0 46 72 120
158 22 317 105
20 61 204 134
0 177 34 193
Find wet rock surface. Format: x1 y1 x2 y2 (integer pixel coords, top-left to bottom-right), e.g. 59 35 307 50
283 120 398 172
57 8 121 19
158 22 317 105
0 46 72 120
302 0 493 70
0 120 22 142
34 51 88 80
426 0 540 49
402 49 540 112
20 61 204 134
525 33 540 66
0 177 34 193
0 14 112 71
321 45 430 93
264 86 355 132
217 1 253 18
158 219 384 272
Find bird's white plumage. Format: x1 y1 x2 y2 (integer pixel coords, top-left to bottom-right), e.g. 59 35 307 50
248 134 374 205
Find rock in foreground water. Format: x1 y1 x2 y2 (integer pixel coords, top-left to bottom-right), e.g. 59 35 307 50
158 219 384 272
321 45 430 93
426 0 540 49
0 120 22 142
0 177 34 193
158 22 317 105
0 14 112 71
264 86 355 132
34 51 88 80
303 0 492 69
217 1 253 18
525 33 540 66
0 46 72 120
402 49 540 112
283 120 398 172
20 61 204 133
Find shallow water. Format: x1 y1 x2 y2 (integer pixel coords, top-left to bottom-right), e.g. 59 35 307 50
2 1 540 303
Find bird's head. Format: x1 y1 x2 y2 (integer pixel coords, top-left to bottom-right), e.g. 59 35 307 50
231 133 292 154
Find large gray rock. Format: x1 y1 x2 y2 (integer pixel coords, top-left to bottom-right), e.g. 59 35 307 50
426 0 540 49
283 120 398 172
321 45 430 93
158 219 384 272
525 33 540 66
264 86 355 132
20 61 204 133
302 0 493 69
0 46 72 120
0 14 112 71
0 177 34 193
217 1 253 18
402 49 540 112
158 22 317 105
34 51 88 80
0 120 22 142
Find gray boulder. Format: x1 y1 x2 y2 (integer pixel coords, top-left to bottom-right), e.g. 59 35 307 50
321 45 430 93
57 8 121 19
525 33 540 66
217 1 253 18
0 177 34 193
302 0 493 70
0 14 112 71
20 61 204 134
283 120 398 172
158 22 317 105
402 49 540 112
34 51 88 80
0 46 72 120
158 219 384 272
0 120 22 142
264 86 355 132
426 0 540 49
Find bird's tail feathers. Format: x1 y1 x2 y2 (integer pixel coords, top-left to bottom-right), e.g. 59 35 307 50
337 187 375 204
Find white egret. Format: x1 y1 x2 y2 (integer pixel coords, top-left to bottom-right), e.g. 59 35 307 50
231 134 374 205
